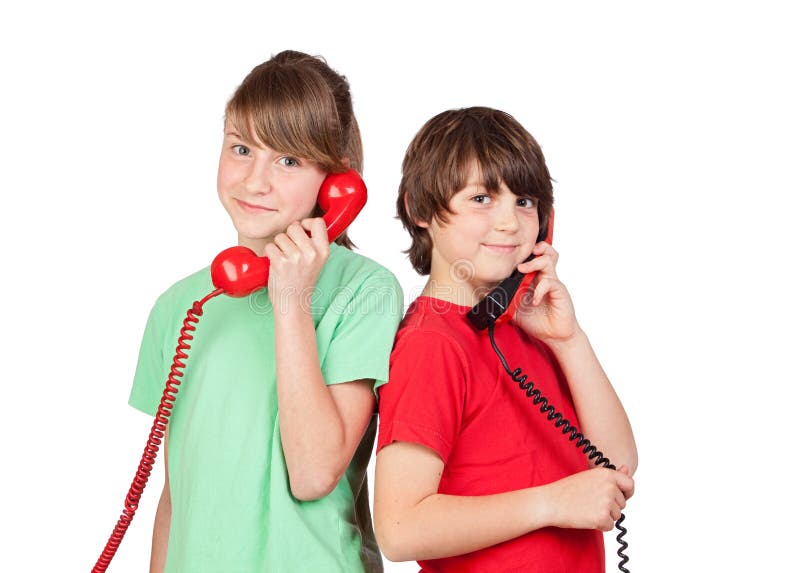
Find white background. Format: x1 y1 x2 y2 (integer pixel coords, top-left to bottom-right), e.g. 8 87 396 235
1 1 798 571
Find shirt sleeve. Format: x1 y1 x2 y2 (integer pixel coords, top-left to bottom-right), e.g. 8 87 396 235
377 330 468 464
319 269 404 391
128 295 169 416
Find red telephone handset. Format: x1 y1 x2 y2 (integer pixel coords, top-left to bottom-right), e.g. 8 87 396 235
467 209 554 330
210 169 367 297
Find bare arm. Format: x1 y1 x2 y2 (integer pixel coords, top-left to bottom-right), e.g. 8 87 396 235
548 330 638 473
149 427 171 573
266 218 380 501
516 242 638 474
374 441 633 562
274 297 375 500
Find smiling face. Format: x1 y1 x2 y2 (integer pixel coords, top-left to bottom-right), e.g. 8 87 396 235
216 120 327 254
398 108 554 280
420 163 541 306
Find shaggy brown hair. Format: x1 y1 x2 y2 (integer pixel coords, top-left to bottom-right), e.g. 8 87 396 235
226 50 362 248
398 107 554 274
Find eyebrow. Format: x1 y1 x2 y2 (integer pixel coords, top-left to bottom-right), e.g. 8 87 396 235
462 180 497 193
461 178 490 188
227 130 260 146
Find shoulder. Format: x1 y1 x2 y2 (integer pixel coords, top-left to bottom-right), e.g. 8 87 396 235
384 320 470 410
393 327 468 367
325 243 400 287
321 244 403 306
394 298 477 358
149 266 212 318
392 302 471 369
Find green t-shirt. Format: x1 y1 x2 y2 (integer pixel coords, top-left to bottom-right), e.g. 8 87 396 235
129 243 403 572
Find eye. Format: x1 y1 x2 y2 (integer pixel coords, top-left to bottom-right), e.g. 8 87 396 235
471 194 491 204
517 197 537 208
280 156 300 168
232 144 250 156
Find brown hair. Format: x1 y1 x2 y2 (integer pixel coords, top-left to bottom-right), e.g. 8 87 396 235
225 50 362 248
397 107 554 275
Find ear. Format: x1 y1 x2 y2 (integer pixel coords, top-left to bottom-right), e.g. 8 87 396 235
404 194 430 228
341 157 351 169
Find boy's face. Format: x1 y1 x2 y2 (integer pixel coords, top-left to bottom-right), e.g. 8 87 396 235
217 120 326 254
420 164 540 305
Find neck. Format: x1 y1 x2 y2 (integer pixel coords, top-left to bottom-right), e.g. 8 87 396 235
420 275 496 308
238 235 271 255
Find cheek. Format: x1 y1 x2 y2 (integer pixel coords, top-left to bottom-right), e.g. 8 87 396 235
283 174 324 215
524 214 541 243
304 171 328 203
454 215 488 240
216 159 237 195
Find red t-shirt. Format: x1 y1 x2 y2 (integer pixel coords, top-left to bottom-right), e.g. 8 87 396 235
378 296 604 573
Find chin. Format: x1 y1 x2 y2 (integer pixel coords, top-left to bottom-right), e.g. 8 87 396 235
470 272 510 294
484 264 518 282
234 221 280 240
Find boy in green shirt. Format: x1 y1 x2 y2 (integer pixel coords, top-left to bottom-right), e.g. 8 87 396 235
129 51 402 572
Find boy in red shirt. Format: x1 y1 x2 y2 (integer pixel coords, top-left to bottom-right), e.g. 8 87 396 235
375 107 637 572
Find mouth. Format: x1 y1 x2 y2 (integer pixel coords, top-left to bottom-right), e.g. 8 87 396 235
235 199 277 214
481 243 519 254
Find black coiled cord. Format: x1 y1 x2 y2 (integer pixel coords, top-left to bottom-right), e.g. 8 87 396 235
487 323 630 573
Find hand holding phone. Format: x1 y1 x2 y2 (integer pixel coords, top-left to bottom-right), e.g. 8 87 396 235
262 217 331 303
211 169 367 297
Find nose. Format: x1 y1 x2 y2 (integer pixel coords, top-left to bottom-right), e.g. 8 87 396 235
494 196 520 232
244 156 272 195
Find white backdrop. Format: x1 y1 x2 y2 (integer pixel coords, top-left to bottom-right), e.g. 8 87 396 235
1 1 798 572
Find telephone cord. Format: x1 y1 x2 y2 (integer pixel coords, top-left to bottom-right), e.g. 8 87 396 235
487 323 630 573
91 288 223 572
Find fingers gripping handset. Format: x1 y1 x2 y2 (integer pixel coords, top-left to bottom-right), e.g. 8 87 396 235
467 209 554 330
210 169 368 297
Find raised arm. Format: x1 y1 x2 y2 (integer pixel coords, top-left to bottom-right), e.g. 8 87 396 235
267 218 392 500
274 294 376 500
515 241 638 473
547 330 638 473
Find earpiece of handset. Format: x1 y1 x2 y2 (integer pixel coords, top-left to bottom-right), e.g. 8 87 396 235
210 169 368 298
467 209 554 330
318 169 367 242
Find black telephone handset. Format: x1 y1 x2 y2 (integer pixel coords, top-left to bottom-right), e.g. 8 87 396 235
467 209 554 330
466 208 631 572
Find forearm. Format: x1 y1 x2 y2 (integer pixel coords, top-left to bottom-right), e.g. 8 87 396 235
547 329 638 472
274 299 348 498
377 487 549 562
149 486 171 573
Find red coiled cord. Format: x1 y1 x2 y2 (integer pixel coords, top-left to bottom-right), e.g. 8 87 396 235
92 288 223 572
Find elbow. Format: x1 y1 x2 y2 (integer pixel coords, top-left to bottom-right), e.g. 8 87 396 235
625 452 639 476
375 517 412 562
616 443 638 476
288 468 341 501
378 543 407 563
624 438 639 475
375 532 404 562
